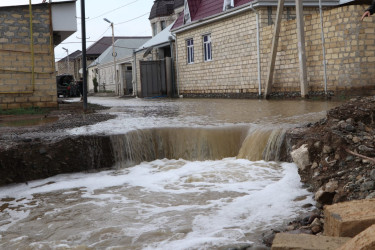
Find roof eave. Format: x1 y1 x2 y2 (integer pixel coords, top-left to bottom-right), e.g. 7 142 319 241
171 0 344 34
171 3 254 34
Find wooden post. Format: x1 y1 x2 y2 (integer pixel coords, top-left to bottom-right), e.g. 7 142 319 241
264 0 285 98
295 0 308 97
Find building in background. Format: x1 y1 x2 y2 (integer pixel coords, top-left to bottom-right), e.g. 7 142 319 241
0 0 77 109
87 37 151 95
56 50 81 77
149 0 184 37
132 0 184 98
171 0 375 98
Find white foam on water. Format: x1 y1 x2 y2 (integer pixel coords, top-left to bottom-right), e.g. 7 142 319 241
0 158 314 249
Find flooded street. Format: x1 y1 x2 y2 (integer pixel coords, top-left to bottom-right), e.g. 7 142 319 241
0 97 342 249
65 97 341 136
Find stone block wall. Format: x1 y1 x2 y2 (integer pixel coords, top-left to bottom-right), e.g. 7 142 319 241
175 4 375 97
176 11 257 95
0 4 57 109
56 60 75 76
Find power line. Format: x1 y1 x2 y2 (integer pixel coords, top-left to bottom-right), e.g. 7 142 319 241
96 26 111 40
115 12 150 26
86 0 141 22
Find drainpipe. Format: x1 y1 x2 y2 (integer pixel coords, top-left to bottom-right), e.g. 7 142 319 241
48 0 56 76
250 4 262 97
29 0 35 92
319 0 328 95
169 35 176 97
172 33 180 97
133 50 138 97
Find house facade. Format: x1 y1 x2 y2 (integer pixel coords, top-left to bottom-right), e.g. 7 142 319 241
133 0 184 98
150 0 184 36
0 1 77 109
56 50 81 77
171 0 375 98
87 37 151 95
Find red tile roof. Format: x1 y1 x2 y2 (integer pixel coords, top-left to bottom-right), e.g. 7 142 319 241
188 0 202 17
172 0 253 30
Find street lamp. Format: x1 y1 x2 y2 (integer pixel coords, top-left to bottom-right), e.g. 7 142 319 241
62 47 69 74
103 18 118 95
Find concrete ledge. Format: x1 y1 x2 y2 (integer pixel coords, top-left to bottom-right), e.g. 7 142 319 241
338 224 375 250
324 199 375 237
271 233 350 250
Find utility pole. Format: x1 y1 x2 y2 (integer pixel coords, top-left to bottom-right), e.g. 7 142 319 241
264 0 308 98
264 0 285 98
81 0 87 110
295 0 308 97
62 47 69 74
104 18 118 95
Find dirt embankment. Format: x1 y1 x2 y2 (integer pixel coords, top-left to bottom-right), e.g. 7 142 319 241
0 101 117 185
262 96 375 245
293 96 375 204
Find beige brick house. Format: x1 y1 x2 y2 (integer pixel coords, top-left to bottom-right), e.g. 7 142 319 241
0 1 77 109
171 0 375 98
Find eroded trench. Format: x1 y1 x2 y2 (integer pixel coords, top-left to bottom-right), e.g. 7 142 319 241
0 126 292 186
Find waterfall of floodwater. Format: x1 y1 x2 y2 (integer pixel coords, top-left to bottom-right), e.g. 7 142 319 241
111 126 287 167
237 127 287 161
110 127 247 167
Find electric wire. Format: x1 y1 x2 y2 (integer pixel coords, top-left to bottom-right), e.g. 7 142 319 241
86 0 141 22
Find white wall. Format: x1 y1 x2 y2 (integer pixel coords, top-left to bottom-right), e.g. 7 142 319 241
52 2 77 32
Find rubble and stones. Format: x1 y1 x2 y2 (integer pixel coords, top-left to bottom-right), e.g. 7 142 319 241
265 96 375 247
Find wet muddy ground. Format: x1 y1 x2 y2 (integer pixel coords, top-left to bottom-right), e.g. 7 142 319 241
0 100 116 150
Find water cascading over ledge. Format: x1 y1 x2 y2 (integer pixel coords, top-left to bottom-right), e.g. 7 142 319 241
0 126 289 186
110 127 248 167
110 126 288 167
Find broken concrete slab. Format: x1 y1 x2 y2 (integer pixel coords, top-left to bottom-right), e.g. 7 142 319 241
324 199 375 237
271 233 350 250
338 224 375 250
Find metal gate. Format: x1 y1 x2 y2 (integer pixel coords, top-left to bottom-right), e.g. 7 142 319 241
140 60 166 98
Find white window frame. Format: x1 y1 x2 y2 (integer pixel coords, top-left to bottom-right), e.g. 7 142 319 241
187 38 194 64
203 34 212 62
184 0 191 24
161 20 166 31
152 23 157 36
223 0 234 11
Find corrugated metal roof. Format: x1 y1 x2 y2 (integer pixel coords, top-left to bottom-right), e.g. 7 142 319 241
137 22 175 52
89 37 151 67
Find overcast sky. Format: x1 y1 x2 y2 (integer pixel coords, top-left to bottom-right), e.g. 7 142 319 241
56 0 154 61
1 0 154 61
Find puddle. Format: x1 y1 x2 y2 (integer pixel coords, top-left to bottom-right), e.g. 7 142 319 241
0 116 58 127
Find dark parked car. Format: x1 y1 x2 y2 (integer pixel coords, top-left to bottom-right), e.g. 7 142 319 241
56 74 80 97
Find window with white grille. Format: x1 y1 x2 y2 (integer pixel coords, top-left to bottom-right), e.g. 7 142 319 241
187 38 194 64
203 34 212 62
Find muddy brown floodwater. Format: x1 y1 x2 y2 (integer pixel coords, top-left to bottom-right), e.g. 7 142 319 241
0 97 343 250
